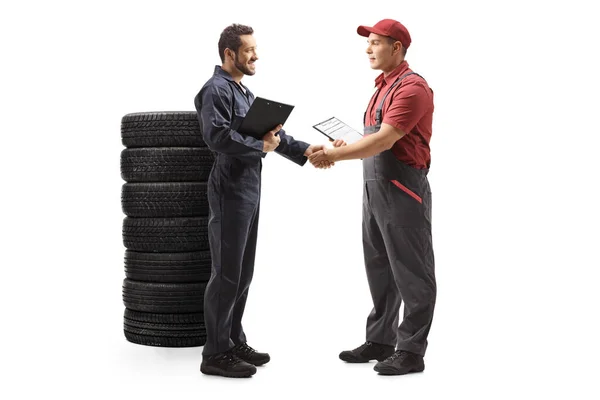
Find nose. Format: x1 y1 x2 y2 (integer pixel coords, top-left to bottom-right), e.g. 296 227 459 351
366 45 372 54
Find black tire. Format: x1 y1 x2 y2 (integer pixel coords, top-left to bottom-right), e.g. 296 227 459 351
121 112 206 148
123 308 206 347
124 308 205 324
121 182 209 218
122 217 209 253
120 147 214 183
122 279 206 313
125 250 211 283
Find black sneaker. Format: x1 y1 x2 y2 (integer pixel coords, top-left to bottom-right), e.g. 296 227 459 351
232 343 270 366
200 350 257 378
339 341 395 363
374 350 425 375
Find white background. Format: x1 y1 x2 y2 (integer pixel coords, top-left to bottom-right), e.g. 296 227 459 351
1 0 599 398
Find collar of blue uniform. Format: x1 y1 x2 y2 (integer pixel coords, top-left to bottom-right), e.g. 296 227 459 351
214 65 235 82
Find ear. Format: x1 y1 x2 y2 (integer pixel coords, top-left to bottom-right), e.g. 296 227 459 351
393 41 402 55
225 48 235 61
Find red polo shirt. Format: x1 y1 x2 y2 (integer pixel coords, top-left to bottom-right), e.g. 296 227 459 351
365 61 434 169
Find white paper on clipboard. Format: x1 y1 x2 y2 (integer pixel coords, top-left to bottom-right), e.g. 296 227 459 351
312 117 363 144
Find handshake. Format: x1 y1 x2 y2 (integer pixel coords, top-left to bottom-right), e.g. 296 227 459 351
261 124 347 169
304 139 346 169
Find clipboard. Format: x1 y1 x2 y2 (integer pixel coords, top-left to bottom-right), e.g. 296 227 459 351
312 116 363 144
238 97 295 139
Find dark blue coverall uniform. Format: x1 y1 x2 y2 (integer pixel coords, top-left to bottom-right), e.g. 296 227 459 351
194 66 310 355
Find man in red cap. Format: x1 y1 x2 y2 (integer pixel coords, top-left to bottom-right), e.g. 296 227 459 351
309 19 436 375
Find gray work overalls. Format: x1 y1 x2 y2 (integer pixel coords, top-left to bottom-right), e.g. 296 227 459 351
362 72 437 356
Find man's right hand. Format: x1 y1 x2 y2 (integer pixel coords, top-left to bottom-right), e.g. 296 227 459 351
309 138 347 169
262 124 282 152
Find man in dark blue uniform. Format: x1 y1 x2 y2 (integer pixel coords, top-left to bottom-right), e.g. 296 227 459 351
194 23 328 378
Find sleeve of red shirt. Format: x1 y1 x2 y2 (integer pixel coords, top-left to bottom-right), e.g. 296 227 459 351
382 80 430 134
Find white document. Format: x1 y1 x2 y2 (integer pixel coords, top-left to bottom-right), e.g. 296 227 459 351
312 117 363 144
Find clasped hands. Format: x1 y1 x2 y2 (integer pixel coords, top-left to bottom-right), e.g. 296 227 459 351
305 139 346 169
262 125 346 169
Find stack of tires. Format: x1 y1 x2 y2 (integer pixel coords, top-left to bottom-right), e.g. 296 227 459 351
120 111 214 347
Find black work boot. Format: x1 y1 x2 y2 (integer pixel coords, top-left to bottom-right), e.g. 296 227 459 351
232 342 270 366
374 350 425 375
200 350 257 378
339 341 395 363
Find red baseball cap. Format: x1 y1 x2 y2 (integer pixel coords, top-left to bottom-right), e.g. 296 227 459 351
357 19 411 49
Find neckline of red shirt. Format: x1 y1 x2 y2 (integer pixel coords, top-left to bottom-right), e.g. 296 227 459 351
374 60 410 89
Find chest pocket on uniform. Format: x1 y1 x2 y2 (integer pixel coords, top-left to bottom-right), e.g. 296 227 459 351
231 108 245 131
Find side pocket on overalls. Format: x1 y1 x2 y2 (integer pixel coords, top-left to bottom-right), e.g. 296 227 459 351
387 179 424 228
390 180 422 204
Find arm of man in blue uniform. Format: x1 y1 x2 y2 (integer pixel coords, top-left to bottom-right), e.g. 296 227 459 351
197 84 266 157
274 129 309 166
308 123 405 165
273 129 335 168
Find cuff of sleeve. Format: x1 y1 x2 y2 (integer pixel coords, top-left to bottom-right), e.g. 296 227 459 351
298 155 308 166
299 141 310 157
248 138 265 153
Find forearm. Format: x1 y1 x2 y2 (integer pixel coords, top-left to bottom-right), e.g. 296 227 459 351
204 125 265 157
274 129 310 165
329 123 405 162
330 134 390 161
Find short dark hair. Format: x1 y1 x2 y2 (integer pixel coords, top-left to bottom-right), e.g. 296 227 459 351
387 37 407 56
218 24 254 63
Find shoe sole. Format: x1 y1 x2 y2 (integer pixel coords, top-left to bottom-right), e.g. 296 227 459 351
373 364 425 375
339 353 390 363
250 358 270 367
200 365 256 378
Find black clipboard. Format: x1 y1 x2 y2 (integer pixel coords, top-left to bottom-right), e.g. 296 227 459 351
238 97 295 139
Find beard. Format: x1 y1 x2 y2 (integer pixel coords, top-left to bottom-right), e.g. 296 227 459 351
234 54 255 76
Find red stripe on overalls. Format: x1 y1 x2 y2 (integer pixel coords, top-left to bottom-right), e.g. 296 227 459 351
391 180 422 204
